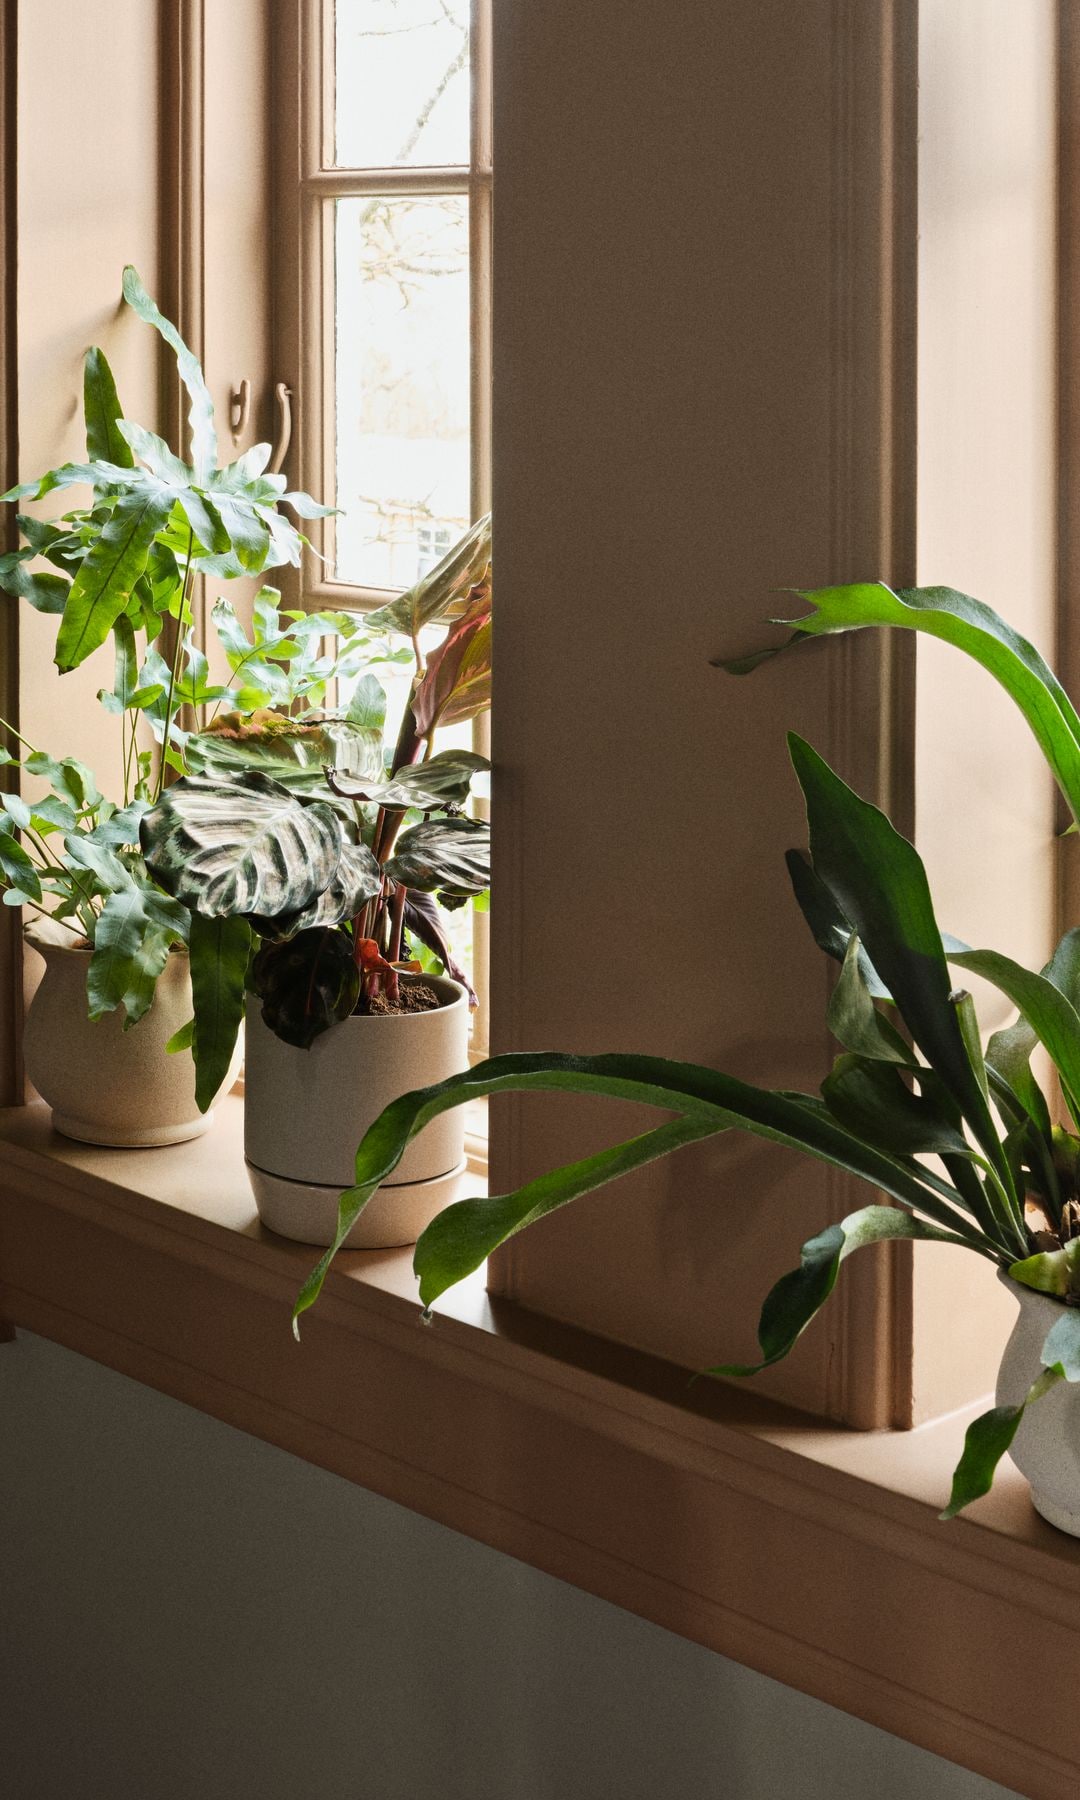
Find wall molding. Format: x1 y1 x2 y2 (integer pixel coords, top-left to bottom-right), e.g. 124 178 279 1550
0 0 20 1109
2 1098 1079 1799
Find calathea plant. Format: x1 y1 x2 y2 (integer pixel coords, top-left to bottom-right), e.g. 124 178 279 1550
0 266 335 1026
291 585 1080 1521
138 514 492 1105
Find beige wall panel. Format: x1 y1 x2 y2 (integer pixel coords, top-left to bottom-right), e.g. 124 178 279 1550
913 0 1059 1420
15 0 161 798
488 1 918 1418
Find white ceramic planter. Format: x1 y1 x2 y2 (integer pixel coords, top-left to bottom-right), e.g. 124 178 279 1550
244 974 470 1249
23 930 241 1147
996 1273 1080 1536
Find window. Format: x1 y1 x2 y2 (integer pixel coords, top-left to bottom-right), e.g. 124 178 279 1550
274 0 492 1062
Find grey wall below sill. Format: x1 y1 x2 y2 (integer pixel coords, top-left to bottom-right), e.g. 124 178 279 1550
0 1331 1018 1800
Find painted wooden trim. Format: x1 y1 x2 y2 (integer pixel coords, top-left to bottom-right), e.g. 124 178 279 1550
1 1098 1079 1798
1058 0 1080 940
0 0 20 1110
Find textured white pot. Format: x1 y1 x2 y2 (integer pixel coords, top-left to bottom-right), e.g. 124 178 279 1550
23 931 241 1147
244 973 470 1249
996 1272 1080 1536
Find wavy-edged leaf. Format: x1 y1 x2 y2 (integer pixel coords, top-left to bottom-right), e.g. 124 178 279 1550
281 489 337 519
0 555 71 614
86 892 182 1026
720 583 1080 828
0 832 41 904
55 487 173 671
251 926 359 1050
84 348 134 469
122 266 217 482
331 749 489 813
1 459 141 504
115 418 192 487
712 1206 969 1378
189 912 250 1110
249 839 381 939
365 513 491 639
292 1050 996 1330
140 771 342 918
385 815 489 896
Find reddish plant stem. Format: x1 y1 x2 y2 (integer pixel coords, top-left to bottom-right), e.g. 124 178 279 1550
387 881 407 963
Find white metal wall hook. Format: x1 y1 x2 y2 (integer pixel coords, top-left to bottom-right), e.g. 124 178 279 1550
228 378 251 442
270 382 293 474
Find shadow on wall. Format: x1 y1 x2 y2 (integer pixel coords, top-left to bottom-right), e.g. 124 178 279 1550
0 1332 1018 1800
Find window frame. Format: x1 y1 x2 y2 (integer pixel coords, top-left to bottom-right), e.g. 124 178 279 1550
271 0 492 1061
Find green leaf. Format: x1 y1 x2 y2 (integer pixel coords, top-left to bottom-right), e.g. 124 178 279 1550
827 933 911 1062
122 266 217 483
83 348 134 469
0 833 42 904
185 719 378 797
789 736 1015 1219
948 947 1080 1130
165 1018 194 1055
385 816 489 896
1 459 140 503
331 749 489 813
189 912 250 1110
115 418 192 488
55 487 173 672
345 671 387 758
365 514 491 639
0 559 71 614
140 771 343 918
291 1049 995 1332
281 489 337 519
941 1365 1064 1519
785 850 890 997
986 1018 1051 1138
249 839 381 939
1009 1238 1080 1298
721 583 1080 829
86 892 181 1025
1041 1305 1080 1379
251 927 360 1050
820 1054 972 1157
712 1206 967 1378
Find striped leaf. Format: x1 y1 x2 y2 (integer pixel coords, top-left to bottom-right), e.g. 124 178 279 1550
140 771 342 919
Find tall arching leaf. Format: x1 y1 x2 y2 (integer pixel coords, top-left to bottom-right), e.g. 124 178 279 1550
292 1050 995 1331
122 266 217 483
718 583 1080 828
83 348 134 468
140 771 342 918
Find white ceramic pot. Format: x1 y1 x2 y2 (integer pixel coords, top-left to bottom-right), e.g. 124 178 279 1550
996 1273 1080 1535
23 931 242 1147
244 973 470 1249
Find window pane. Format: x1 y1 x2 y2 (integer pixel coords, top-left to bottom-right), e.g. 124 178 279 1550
334 194 471 591
334 0 470 169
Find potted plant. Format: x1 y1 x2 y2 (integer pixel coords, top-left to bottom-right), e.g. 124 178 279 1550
138 515 492 1245
0 266 334 1143
291 583 1080 1531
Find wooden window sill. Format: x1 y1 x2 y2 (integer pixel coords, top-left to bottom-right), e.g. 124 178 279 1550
1 1097 1078 1797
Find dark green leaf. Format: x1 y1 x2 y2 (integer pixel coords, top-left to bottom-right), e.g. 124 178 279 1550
141 771 342 918
0 559 71 614
189 912 250 1110
941 1365 1063 1520
83 348 134 468
291 1049 995 1331
827 933 911 1062
785 850 890 997
0 833 41 903
712 1206 967 1378
55 487 173 672
252 926 360 1050
789 736 1012 1203
821 1054 972 1156
948 947 1080 1130
722 583 1080 829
